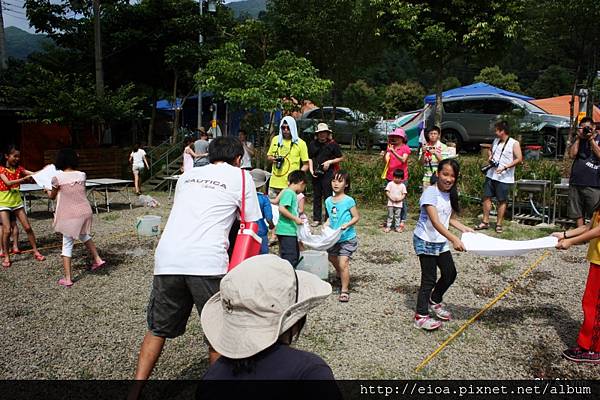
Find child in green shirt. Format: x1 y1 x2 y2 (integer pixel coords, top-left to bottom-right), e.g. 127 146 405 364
276 170 306 266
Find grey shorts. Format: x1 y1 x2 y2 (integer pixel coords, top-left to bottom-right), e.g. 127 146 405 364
146 274 223 339
327 237 358 258
483 177 512 202
568 185 600 220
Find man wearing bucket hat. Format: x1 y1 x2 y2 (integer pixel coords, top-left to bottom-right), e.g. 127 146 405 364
381 128 411 229
308 123 344 227
200 254 335 380
249 169 274 254
132 136 262 382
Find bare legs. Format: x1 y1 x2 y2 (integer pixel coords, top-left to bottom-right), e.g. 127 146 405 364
329 254 350 293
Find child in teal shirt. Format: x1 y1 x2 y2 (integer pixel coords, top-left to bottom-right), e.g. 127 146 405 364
324 171 360 302
275 170 306 266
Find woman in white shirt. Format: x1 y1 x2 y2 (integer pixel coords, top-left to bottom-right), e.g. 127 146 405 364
129 143 150 195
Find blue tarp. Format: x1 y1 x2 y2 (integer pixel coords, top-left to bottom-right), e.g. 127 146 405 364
156 99 183 111
423 82 533 105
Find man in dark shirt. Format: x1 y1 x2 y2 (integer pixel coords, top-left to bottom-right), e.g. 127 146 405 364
568 117 600 226
308 123 344 226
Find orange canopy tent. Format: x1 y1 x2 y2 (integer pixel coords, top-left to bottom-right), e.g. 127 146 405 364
530 95 600 122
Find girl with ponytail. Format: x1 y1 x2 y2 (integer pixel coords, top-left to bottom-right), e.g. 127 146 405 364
412 158 473 331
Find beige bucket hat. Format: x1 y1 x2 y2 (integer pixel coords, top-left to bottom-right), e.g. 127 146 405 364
315 122 332 134
249 168 271 188
201 254 332 359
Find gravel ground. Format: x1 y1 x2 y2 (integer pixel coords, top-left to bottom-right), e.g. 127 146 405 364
0 191 599 380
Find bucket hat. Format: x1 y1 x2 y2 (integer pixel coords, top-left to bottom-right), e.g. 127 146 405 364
249 169 271 188
201 254 332 359
388 127 406 139
315 123 332 134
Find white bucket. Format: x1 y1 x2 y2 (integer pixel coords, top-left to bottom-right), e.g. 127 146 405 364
136 215 161 236
297 250 329 280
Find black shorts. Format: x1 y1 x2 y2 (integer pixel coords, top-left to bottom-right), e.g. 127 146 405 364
483 177 512 202
146 275 223 339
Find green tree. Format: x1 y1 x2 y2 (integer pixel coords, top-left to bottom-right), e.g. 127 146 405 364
529 65 574 99
441 76 461 91
371 0 526 127
380 81 426 118
197 42 332 158
343 80 378 114
474 65 521 92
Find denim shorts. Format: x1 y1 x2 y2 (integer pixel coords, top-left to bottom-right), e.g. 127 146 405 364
413 234 449 256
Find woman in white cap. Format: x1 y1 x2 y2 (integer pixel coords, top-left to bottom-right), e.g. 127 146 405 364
201 254 334 379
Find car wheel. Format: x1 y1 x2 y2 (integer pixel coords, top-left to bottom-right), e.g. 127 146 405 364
355 135 367 150
542 131 562 157
441 129 463 152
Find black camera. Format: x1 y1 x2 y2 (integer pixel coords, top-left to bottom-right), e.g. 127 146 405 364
582 126 593 137
315 164 325 176
274 156 285 169
480 160 499 174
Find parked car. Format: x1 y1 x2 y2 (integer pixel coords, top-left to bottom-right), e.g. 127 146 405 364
426 95 570 155
370 111 423 150
296 107 372 149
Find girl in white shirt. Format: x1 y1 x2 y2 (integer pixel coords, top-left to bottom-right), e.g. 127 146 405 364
412 159 473 331
129 143 149 195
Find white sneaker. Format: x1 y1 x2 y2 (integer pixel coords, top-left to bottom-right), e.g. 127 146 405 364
414 314 442 331
429 301 452 321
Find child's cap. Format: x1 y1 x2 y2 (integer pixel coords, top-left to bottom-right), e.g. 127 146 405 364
249 169 271 188
388 128 406 139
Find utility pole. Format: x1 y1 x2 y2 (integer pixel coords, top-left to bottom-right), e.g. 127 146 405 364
0 0 7 71
197 0 203 131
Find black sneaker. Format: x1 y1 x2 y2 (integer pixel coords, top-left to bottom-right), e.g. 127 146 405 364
562 346 600 364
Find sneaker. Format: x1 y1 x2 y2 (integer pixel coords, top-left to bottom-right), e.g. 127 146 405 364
429 301 452 321
414 314 442 331
562 346 600 364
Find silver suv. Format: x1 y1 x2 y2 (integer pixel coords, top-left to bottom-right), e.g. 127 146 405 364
296 107 371 149
429 95 570 156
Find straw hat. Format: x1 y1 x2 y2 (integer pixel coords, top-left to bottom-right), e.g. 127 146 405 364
201 255 332 359
388 127 406 139
315 122 332 134
249 169 271 188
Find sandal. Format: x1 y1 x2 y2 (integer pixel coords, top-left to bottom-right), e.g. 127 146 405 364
474 222 490 230
58 278 73 287
383 227 391 233
395 227 404 233
2 259 11 268
10 248 21 255
33 253 46 262
495 225 503 233
339 291 350 303
91 260 106 271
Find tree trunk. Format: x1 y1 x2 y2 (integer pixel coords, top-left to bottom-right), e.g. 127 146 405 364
148 89 157 146
172 72 179 143
0 2 7 71
93 0 104 99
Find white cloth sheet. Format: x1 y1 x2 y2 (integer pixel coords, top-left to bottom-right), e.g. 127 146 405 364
462 232 557 256
32 164 59 190
297 223 342 251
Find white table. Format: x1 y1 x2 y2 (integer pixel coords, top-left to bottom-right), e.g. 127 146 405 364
20 182 100 213
163 175 180 199
86 178 133 213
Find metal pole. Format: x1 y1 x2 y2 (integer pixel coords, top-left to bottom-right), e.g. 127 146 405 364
197 1 203 131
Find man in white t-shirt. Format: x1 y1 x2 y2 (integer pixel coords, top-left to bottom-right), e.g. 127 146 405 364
475 121 522 234
132 136 262 381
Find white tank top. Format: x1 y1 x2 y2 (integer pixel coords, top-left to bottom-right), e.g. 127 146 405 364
487 137 516 183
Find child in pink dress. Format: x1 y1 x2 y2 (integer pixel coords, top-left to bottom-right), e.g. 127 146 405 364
48 149 105 287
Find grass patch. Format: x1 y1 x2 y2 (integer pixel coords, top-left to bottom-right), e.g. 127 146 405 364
101 213 120 222
488 262 514 275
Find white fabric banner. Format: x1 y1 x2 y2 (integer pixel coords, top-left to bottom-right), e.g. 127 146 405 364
462 232 557 256
32 164 59 190
297 223 342 251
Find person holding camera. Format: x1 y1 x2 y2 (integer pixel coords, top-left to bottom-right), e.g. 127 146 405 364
474 121 522 233
308 123 344 226
267 116 309 199
567 117 600 227
419 126 448 188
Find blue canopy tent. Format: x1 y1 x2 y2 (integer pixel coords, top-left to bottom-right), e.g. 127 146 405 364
423 82 533 104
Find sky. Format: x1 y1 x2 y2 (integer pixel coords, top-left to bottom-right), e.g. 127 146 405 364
2 0 238 34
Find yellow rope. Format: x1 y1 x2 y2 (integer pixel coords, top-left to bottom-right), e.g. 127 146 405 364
415 250 552 373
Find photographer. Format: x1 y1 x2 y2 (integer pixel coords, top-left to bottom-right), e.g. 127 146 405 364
267 116 309 199
568 117 600 227
474 121 522 233
308 123 344 226
419 126 448 188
